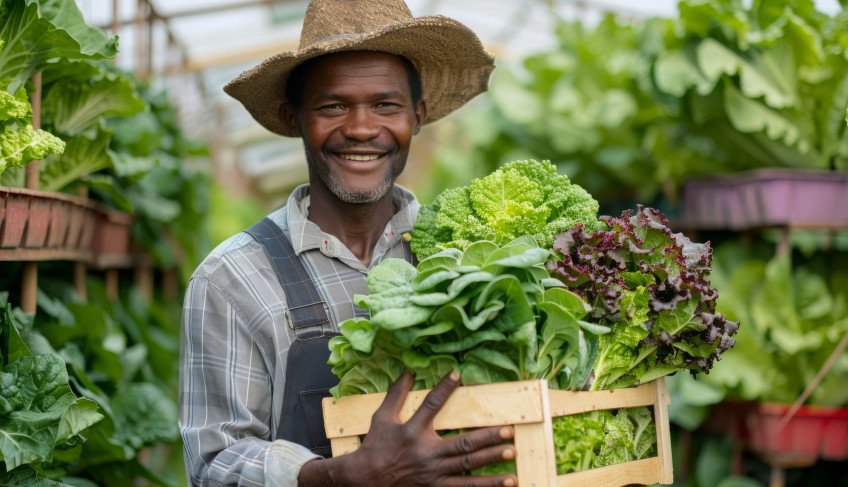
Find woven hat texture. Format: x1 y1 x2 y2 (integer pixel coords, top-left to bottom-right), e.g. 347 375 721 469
224 0 495 137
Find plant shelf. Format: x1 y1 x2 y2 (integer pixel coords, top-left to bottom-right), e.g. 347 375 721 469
1 185 140 268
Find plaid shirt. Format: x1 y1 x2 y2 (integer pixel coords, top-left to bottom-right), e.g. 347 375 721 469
179 184 419 486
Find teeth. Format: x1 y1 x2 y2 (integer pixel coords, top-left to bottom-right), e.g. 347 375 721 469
339 153 382 161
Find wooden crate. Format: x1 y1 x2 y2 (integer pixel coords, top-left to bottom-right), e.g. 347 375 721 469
323 378 673 487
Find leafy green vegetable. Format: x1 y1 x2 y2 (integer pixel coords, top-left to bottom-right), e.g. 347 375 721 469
654 0 848 171
411 159 605 260
0 0 117 93
41 61 145 138
552 407 657 474
0 78 65 177
329 238 600 397
548 206 739 390
38 127 114 192
0 303 103 476
702 242 848 406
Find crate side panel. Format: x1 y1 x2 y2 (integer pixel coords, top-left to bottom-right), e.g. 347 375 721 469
548 383 654 417
324 380 547 439
556 457 661 487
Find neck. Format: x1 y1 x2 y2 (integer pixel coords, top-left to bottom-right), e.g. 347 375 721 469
306 181 396 268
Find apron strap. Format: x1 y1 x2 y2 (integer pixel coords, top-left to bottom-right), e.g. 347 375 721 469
245 217 330 338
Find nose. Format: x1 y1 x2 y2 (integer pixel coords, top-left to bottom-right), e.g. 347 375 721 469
341 105 380 141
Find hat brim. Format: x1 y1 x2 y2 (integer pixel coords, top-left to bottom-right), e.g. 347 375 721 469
224 15 495 137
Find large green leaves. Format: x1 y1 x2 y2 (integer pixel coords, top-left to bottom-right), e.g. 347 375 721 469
330 238 596 397
0 0 117 92
0 304 103 473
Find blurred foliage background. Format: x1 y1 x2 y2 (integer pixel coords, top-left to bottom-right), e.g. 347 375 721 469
2 0 848 486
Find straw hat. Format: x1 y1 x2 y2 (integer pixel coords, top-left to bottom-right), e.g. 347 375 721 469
224 0 495 137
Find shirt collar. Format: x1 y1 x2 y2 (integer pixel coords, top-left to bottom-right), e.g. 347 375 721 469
284 184 419 258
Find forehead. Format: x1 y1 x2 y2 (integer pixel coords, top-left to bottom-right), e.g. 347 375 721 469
303 51 411 96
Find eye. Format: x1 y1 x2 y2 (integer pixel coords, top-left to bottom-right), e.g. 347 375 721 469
318 103 346 114
373 102 403 113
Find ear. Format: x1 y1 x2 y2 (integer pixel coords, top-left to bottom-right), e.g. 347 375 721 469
412 99 427 135
279 103 302 136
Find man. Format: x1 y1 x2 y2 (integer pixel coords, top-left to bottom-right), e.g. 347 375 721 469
179 0 518 486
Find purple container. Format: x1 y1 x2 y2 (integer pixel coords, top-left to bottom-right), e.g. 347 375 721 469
680 169 848 230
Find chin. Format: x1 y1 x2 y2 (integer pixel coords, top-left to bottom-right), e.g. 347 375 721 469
329 181 394 205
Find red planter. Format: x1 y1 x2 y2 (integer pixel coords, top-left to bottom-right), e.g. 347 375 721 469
0 185 130 262
679 169 848 230
91 208 133 254
746 403 848 461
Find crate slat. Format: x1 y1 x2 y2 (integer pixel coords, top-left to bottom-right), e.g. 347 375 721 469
557 457 661 486
651 377 674 484
323 380 547 439
548 382 654 416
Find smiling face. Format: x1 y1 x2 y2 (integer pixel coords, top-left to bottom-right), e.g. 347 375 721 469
281 51 426 205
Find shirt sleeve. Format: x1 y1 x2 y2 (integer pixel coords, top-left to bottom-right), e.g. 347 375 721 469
179 275 320 486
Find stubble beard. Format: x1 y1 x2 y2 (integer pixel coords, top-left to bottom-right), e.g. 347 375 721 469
306 150 403 205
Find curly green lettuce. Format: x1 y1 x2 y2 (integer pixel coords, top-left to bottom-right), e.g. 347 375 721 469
411 159 605 259
1 77 65 177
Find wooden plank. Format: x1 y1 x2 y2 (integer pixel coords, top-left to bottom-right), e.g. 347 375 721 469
0 248 92 261
557 457 661 487
652 378 674 484
548 383 654 417
330 436 361 457
514 380 556 487
323 380 546 439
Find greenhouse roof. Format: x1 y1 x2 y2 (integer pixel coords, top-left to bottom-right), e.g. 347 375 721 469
75 0 844 197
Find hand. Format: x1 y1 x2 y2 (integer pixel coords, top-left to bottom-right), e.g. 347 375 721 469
299 369 517 487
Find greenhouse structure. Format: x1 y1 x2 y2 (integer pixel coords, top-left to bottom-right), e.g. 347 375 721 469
1 0 847 486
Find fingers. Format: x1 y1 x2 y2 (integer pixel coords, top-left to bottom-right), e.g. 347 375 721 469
405 369 461 430
438 426 515 476
372 369 413 424
442 426 514 457
442 474 517 487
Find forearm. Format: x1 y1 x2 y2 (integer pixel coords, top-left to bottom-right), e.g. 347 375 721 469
297 453 361 487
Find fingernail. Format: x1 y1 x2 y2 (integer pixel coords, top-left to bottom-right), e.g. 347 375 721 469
499 427 513 439
503 448 515 460
503 477 515 487
449 370 460 381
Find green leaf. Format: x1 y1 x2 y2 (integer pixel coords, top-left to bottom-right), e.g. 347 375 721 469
0 0 118 92
0 354 101 470
339 318 376 353
42 66 145 136
370 306 433 330
2 304 32 366
460 241 499 267
697 38 797 109
429 329 507 354
110 383 177 451
654 48 715 97
543 287 591 318
38 127 114 192
723 81 804 148
366 258 417 294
